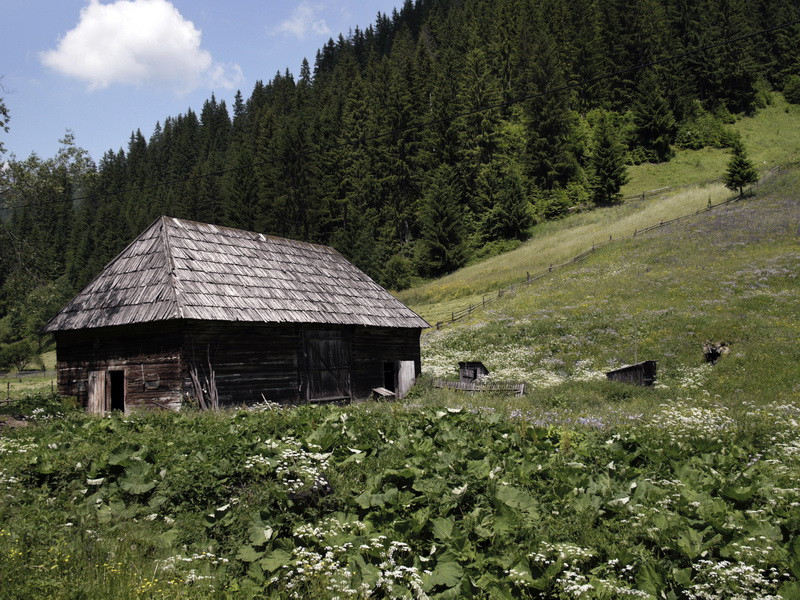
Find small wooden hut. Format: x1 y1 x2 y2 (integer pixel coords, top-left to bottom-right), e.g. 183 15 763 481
44 217 429 413
458 361 489 383
605 360 657 387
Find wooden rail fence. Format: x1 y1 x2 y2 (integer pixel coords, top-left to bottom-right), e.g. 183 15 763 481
432 165 790 330
433 378 526 397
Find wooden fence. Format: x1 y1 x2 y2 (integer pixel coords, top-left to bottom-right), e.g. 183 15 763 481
433 378 526 397
432 166 789 330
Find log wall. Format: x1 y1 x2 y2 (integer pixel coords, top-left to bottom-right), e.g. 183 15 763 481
55 320 423 411
351 326 421 397
54 322 184 411
181 321 302 406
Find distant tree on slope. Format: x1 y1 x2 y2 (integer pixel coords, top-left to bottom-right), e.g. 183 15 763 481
723 140 759 196
590 111 629 205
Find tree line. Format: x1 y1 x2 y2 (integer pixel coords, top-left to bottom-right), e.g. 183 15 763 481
0 0 798 366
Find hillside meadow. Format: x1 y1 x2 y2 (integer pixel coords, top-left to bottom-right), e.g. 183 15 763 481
1 165 799 599
396 93 800 322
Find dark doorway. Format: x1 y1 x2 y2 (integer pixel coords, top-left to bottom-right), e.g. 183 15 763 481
109 370 125 412
383 362 396 393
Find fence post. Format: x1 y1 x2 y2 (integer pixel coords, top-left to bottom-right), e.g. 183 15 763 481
549 264 552 272
451 311 454 322
526 271 530 283
482 295 486 307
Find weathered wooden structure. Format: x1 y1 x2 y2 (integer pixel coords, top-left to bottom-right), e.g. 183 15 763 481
434 378 525 397
45 217 428 413
458 361 489 383
605 360 657 387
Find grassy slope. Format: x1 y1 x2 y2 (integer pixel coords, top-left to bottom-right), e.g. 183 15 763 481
0 350 57 400
398 94 800 323
420 166 800 408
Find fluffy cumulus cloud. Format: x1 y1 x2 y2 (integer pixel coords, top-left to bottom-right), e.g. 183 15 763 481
276 2 331 39
40 0 242 94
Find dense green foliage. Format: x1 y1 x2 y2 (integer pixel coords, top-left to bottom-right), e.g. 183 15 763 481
1 0 799 353
2 167 799 600
2 390 799 599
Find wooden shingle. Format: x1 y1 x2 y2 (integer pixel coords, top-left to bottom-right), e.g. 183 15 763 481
46 216 428 332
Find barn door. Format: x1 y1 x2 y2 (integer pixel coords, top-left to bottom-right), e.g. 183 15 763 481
396 361 416 399
305 330 351 402
87 370 107 414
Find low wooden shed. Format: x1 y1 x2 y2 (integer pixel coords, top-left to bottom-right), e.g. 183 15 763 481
605 361 657 387
44 217 429 413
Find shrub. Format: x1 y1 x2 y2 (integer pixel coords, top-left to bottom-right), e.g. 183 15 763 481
784 75 800 105
0 391 76 418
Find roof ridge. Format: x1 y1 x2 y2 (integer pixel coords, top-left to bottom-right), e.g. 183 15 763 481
160 216 185 319
163 215 337 253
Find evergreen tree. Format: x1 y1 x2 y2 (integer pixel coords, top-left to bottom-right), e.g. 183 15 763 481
477 156 532 242
222 146 259 230
590 111 629 205
723 139 758 195
0 77 9 157
417 165 465 277
522 33 581 191
632 71 676 162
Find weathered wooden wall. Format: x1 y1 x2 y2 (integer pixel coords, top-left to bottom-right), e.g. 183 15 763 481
182 321 302 405
183 322 422 405
54 322 184 411
605 360 658 387
55 320 423 410
351 326 421 397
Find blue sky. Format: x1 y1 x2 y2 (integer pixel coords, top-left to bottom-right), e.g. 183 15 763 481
2 0 401 163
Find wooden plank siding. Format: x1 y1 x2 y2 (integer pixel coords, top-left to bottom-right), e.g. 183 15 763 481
55 319 422 411
181 321 302 405
184 322 421 405
351 327 421 397
54 322 184 411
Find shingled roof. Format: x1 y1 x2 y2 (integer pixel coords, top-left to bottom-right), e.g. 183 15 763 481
45 216 429 331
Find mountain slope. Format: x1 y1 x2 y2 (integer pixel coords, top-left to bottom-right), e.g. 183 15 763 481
419 166 800 406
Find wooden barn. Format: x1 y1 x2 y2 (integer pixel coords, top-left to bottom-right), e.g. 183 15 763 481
44 216 429 413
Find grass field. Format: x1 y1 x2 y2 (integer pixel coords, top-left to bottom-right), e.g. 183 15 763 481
0 350 57 400
622 93 800 195
420 167 800 407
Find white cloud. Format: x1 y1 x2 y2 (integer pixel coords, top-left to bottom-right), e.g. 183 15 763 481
40 0 242 94
276 2 331 39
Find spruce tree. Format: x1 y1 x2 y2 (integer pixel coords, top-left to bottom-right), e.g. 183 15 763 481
590 111 629 205
417 165 465 277
723 140 758 195
477 157 532 242
632 72 676 162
